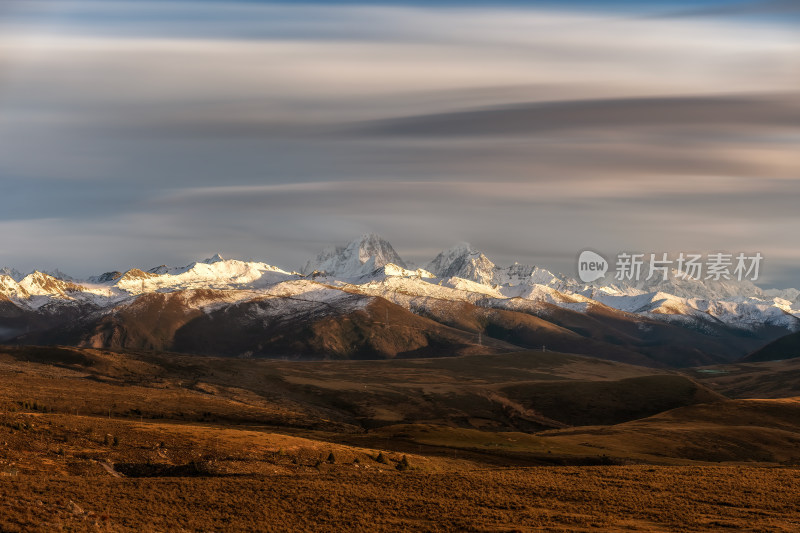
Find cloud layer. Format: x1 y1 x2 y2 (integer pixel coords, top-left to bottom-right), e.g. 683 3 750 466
0 1 798 285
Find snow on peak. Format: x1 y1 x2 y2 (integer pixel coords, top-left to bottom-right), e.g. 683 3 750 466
354 263 435 282
356 233 405 267
113 258 294 294
0 275 27 300
426 244 575 290
764 287 800 305
592 268 765 301
18 271 84 298
425 242 495 285
0 267 74 283
426 242 472 269
117 269 158 282
301 233 407 278
382 263 434 279
0 267 24 282
203 253 225 264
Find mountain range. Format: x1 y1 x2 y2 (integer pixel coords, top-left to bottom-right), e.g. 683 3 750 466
1 233 798 366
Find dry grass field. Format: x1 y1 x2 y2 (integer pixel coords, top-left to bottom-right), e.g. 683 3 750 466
685 358 800 399
1 467 799 532
1 345 799 531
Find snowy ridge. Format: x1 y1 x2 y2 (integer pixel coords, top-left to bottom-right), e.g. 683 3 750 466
591 268 766 301
111 256 296 294
0 235 798 335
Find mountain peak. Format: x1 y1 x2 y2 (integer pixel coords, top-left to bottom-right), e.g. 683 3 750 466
350 234 406 268
0 266 24 282
203 253 225 264
426 243 495 285
18 270 80 296
301 234 406 277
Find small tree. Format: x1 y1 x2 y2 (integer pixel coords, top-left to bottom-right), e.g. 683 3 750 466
375 452 389 464
326 451 336 464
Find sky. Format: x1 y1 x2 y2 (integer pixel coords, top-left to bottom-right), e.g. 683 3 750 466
0 0 798 286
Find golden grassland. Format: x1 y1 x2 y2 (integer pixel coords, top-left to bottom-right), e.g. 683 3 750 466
685 358 800 399
0 346 719 432
1 345 800 531
1 466 799 532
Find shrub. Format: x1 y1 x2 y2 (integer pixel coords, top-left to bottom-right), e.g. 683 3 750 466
396 455 410 471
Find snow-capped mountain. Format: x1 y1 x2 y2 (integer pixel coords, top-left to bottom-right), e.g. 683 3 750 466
0 267 24 282
425 243 496 285
18 271 80 297
1 235 799 365
425 242 575 291
1 267 76 283
592 267 765 301
765 287 800 305
494 262 572 289
301 233 406 278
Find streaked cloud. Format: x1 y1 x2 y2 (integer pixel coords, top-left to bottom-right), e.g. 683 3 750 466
663 0 800 18
355 95 800 137
0 1 798 285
